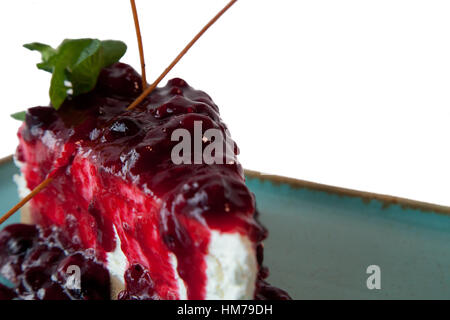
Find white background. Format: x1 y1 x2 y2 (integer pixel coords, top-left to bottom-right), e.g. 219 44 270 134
0 0 449 206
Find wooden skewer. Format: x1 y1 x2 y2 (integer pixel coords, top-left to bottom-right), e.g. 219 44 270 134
130 0 148 90
0 1 152 226
127 0 238 110
0 176 54 225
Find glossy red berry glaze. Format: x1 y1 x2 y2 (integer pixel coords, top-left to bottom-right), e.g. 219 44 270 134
0 224 110 300
11 63 290 300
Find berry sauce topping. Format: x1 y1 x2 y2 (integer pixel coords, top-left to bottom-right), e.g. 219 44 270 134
0 224 110 300
0 223 288 300
13 62 290 300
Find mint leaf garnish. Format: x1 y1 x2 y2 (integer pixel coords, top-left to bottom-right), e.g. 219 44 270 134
23 42 57 72
11 111 26 121
24 39 127 109
99 40 128 67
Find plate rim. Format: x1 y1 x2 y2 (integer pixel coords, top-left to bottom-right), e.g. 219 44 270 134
245 169 450 216
2 154 450 216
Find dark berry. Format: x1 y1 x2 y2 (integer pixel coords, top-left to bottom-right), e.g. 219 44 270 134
25 107 57 130
21 266 49 292
254 280 292 300
0 224 38 255
22 245 64 269
103 117 141 141
118 264 160 300
97 62 142 97
37 282 71 300
55 253 110 300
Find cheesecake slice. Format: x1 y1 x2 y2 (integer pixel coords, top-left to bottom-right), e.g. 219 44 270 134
2 63 290 300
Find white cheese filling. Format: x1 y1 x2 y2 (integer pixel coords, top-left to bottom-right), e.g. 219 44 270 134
106 230 256 300
13 157 31 198
205 230 257 300
106 227 128 283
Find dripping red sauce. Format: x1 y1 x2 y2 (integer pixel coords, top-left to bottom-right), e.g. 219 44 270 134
5 63 290 300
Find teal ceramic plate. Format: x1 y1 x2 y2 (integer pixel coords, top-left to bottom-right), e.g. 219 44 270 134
1 155 450 299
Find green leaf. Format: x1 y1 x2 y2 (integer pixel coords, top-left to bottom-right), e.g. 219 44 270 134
25 38 127 109
100 40 127 67
49 67 68 110
50 39 103 108
43 39 87 109
11 111 26 121
24 42 56 60
24 42 57 72
70 39 104 95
